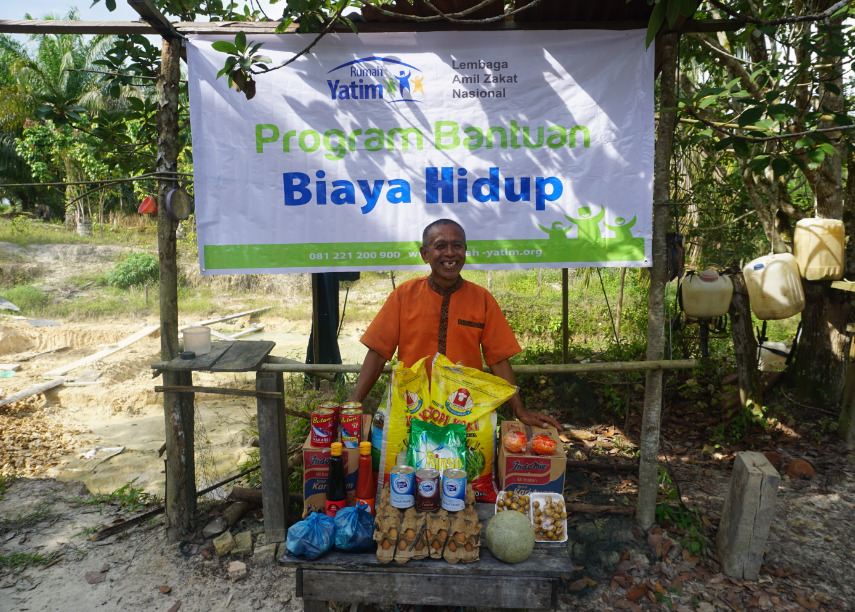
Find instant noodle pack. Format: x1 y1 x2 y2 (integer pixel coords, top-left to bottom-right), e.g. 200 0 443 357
378 353 517 504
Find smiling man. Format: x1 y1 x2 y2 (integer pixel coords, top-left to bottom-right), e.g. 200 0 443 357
350 218 561 429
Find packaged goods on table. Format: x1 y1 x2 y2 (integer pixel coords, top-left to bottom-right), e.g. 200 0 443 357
374 483 481 565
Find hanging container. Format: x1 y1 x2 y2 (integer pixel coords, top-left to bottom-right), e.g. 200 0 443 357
793 218 845 281
681 270 734 318
742 254 805 320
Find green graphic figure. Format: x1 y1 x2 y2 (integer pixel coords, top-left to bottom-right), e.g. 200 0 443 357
537 220 574 240
565 206 605 243
604 215 637 241
384 78 397 94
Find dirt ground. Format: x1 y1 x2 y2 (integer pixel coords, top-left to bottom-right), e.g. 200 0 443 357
2 241 855 611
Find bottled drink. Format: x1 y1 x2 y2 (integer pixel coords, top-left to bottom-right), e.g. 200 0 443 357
355 441 376 515
324 442 346 516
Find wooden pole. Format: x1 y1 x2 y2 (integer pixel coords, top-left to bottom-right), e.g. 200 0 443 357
156 34 194 540
562 268 569 363
256 371 289 543
636 32 680 530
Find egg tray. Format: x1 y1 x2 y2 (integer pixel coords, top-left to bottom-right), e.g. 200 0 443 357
495 489 568 543
374 484 480 565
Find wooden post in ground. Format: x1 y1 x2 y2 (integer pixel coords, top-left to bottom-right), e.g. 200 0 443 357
717 452 780 579
256 371 289 542
838 321 855 448
636 32 680 530
155 31 193 539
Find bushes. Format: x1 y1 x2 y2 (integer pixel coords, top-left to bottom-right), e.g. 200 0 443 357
106 252 158 289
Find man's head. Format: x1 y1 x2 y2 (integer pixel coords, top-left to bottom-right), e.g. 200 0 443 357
420 219 467 289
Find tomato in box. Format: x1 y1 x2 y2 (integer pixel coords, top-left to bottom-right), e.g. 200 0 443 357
498 421 565 496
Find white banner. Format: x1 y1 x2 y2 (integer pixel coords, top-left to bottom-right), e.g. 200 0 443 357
186 30 654 274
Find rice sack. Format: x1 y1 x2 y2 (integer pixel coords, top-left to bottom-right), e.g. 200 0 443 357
380 356 430 488
422 353 517 503
407 419 467 472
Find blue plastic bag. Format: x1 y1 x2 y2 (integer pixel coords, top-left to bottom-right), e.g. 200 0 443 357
333 505 375 553
284 512 335 560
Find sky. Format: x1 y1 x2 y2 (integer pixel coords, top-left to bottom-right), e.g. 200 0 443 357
9 1 141 22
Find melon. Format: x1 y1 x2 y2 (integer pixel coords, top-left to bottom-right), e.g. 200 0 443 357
485 508 535 563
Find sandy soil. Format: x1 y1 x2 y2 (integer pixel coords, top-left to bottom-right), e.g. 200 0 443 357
2 241 855 612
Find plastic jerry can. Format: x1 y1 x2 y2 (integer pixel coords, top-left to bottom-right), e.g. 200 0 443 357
793 218 845 281
742 253 805 320
681 270 734 318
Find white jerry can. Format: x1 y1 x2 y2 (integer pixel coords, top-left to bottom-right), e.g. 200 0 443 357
742 253 805 320
793 218 845 281
681 270 734 318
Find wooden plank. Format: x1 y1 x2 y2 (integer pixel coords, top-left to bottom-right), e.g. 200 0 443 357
228 325 264 340
256 371 288 543
17 345 70 361
281 504 572 577
0 377 64 408
716 451 780 580
154 385 281 399
0 364 21 371
165 342 231 371
43 325 159 377
300 570 558 610
831 280 855 293
209 341 275 372
197 307 272 326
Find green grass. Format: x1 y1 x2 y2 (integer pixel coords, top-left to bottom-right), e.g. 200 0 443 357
81 479 161 512
0 217 156 248
0 501 57 530
0 551 57 569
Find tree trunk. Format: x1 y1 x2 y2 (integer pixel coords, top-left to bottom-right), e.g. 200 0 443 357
786 9 850 406
636 32 680 530
788 283 851 406
728 273 760 407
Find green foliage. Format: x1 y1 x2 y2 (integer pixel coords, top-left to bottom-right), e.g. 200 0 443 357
655 504 707 556
0 285 50 312
106 252 159 288
84 479 161 512
708 400 768 447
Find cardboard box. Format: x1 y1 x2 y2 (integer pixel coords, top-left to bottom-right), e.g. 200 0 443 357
497 421 565 496
302 414 371 516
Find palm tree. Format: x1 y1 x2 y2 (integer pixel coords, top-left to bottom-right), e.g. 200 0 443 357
0 10 119 230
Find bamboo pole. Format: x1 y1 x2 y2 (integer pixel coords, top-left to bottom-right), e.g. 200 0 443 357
152 358 696 375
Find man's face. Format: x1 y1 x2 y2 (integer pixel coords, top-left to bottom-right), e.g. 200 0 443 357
420 223 466 288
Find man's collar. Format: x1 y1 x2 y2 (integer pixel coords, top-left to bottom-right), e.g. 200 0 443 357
427 275 463 296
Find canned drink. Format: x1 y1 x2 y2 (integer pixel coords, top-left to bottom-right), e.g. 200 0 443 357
390 465 415 509
441 468 467 512
340 408 362 448
310 407 335 447
317 401 341 441
341 401 362 412
415 468 441 512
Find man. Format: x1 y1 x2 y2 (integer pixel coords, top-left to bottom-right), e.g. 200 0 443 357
350 218 561 430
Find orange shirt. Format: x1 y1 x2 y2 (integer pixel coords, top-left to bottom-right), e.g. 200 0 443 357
360 276 521 371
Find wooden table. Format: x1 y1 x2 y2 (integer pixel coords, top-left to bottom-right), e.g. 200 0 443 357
156 340 290 542
280 505 574 611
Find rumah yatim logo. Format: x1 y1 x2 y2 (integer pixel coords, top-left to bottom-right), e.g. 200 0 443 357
326 56 425 103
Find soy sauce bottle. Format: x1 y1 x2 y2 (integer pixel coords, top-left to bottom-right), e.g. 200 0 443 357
355 441 376 514
325 442 346 516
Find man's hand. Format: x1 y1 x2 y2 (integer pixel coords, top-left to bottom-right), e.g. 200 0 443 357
514 406 563 431
489 359 562 431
